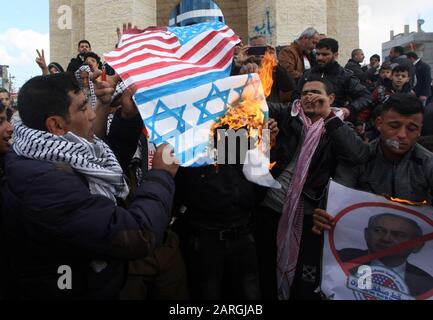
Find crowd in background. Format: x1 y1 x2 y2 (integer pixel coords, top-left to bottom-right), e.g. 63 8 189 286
0 23 432 301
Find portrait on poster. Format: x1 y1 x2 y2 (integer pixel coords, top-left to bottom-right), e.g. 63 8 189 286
321 181 433 300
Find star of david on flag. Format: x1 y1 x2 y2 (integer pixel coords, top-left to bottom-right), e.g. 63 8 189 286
105 21 277 185
137 73 268 167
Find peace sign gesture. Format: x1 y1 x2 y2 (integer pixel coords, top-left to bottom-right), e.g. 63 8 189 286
36 49 49 75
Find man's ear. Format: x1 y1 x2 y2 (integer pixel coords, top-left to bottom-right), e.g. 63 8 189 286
413 242 425 254
375 116 383 132
45 116 68 136
329 93 336 105
334 52 339 60
364 228 370 245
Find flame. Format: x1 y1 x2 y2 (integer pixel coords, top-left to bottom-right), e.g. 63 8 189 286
211 53 277 153
258 51 277 98
385 196 428 207
269 161 277 170
212 98 265 141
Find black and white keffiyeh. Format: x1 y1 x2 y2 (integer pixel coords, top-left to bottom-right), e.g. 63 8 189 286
13 122 130 203
75 65 97 110
75 65 127 110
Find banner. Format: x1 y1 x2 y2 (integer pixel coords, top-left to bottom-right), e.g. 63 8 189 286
321 181 433 300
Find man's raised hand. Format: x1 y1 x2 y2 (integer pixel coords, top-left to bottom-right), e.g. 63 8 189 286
36 49 49 75
119 84 139 118
307 93 332 119
94 81 114 105
152 144 180 178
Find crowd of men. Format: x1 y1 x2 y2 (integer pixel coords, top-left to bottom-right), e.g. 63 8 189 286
0 24 433 301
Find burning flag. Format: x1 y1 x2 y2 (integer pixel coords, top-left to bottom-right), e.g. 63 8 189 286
105 22 280 187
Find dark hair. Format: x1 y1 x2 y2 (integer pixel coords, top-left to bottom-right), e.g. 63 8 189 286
0 100 5 113
381 93 424 116
370 54 380 61
380 64 392 72
48 62 65 73
392 46 405 56
249 35 266 43
304 74 335 95
78 40 91 48
316 38 339 53
406 51 419 60
18 73 81 131
83 52 102 69
392 64 410 75
0 88 10 97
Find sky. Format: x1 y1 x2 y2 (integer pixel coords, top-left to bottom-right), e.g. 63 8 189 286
0 1 50 90
1 0 433 90
359 0 433 60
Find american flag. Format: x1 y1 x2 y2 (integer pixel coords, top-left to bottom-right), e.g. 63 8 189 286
104 22 271 169
104 22 240 104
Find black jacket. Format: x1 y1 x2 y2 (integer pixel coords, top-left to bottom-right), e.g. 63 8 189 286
295 61 372 118
423 102 433 136
414 60 432 98
67 54 85 73
339 248 433 297
345 59 368 83
0 112 175 299
0 158 5 299
175 164 257 229
336 139 433 203
268 102 370 203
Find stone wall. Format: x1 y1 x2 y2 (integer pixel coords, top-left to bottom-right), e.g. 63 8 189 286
84 0 156 59
50 0 85 69
50 0 156 69
156 0 178 27
50 0 359 69
275 0 328 47
327 0 359 64
247 0 276 45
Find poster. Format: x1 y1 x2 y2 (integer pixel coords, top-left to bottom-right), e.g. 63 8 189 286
321 181 433 300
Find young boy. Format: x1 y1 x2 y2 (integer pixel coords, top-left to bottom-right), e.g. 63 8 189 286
356 65 415 141
377 64 392 84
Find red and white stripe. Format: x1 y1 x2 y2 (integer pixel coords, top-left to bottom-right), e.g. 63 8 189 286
104 25 239 93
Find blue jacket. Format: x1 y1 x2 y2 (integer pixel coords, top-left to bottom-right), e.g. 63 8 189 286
1 113 175 299
2 152 175 299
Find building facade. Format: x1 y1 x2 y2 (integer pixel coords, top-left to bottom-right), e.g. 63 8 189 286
0 65 10 91
49 0 359 69
382 20 433 78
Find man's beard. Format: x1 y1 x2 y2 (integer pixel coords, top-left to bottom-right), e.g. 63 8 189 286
315 60 337 72
315 62 326 71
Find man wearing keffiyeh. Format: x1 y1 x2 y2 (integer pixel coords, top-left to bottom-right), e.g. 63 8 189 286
0 72 180 299
254 76 371 300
